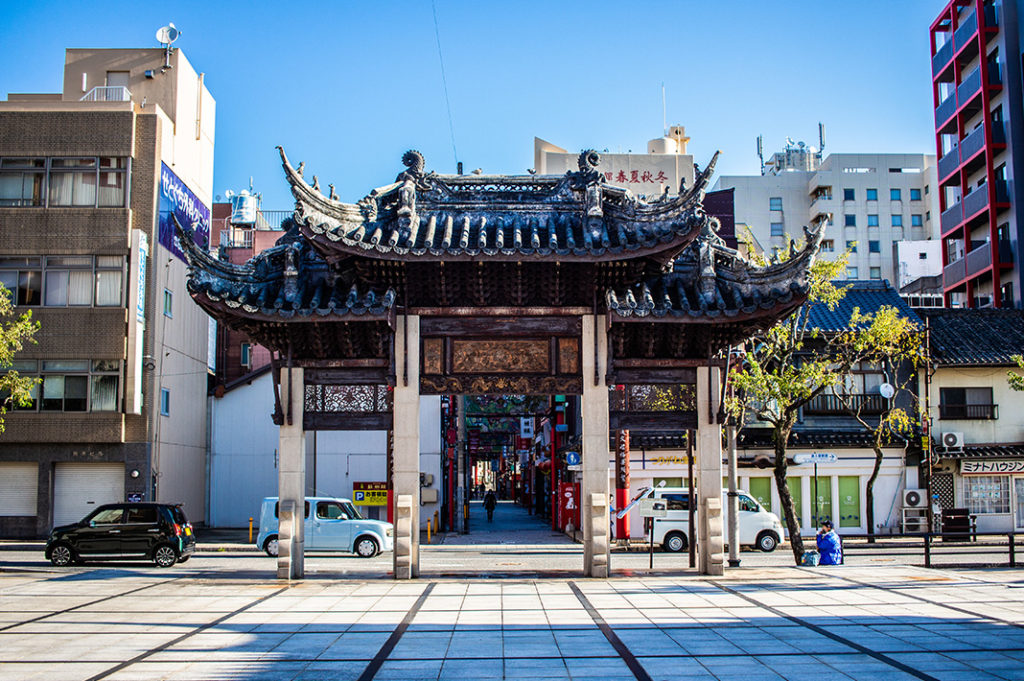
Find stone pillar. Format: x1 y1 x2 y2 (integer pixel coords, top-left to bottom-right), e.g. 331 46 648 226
277 366 305 580
581 315 610 578
392 315 421 579
696 364 724 576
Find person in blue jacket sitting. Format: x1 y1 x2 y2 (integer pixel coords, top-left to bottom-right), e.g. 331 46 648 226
815 520 843 565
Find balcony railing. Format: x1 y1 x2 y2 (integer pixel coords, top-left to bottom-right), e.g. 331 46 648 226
941 202 963 232
940 403 998 419
960 122 987 161
957 67 982 105
963 184 989 218
966 243 992 277
79 86 131 102
954 11 979 51
938 149 960 180
805 393 887 416
935 94 957 126
943 257 967 287
932 39 954 76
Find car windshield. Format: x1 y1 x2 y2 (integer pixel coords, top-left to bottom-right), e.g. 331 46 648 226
343 502 362 520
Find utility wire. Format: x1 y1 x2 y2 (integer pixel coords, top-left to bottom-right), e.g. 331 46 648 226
431 0 459 170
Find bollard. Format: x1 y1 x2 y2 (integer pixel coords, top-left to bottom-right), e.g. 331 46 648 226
248 517 253 544
427 518 432 544
1011 533 1017 568
434 510 439 533
924 534 932 568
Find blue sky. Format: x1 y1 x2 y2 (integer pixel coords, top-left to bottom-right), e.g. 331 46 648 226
1 1 944 209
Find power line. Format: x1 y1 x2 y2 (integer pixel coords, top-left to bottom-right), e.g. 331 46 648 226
431 0 459 170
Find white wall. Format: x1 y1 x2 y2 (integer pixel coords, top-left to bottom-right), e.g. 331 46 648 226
209 373 442 528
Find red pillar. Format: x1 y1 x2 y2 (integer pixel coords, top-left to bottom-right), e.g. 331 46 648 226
615 429 631 540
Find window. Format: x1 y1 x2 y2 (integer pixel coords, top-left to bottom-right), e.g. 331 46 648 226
160 388 170 416
662 493 690 511
739 495 759 512
870 266 881 279
866 188 878 201
821 239 835 252
0 255 123 308
769 197 782 211
240 343 252 368
892 215 903 227
868 240 881 253
844 214 856 227
7 359 120 413
919 252 928 260
847 266 859 279
846 240 858 253
867 214 879 227
0 158 46 206
90 507 125 524
770 222 784 237
890 188 902 201
316 501 348 520
843 188 855 200
910 188 922 201
911 214 923 227
940 387 996 419
965 476 1010 514
125 506 158 523
274 501 311 518
0 257 42 305
0 156 129 208
163 289 173 318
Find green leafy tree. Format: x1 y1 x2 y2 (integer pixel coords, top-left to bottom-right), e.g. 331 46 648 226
0 284 40 434
727 240 922 564
1008 355 1024 392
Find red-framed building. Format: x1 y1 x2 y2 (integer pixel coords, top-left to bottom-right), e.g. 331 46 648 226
931 0 1023 308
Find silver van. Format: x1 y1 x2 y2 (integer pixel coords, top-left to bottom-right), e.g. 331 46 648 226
256 496 393 558
650 487 785 553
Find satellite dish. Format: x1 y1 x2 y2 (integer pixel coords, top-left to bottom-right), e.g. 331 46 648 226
879 383 895 400
156 23 180 46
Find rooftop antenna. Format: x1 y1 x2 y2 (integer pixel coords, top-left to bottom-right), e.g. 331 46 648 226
155 23 180 71
756 135 765 176
818 122 826 154
661 82 667 136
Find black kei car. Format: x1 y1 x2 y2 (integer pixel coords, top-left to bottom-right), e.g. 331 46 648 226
45 503 196 568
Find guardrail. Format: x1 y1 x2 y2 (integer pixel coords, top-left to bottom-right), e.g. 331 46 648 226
837 532 1022 568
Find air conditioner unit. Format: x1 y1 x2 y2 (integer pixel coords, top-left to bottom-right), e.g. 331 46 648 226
942 431 964 450
904 488 927 508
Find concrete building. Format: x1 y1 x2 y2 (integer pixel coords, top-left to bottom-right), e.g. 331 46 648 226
714 143 941 287
931 0 1024 308
0 46 215 536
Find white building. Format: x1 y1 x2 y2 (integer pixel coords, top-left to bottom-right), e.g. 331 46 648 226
714 143 941 286
208 371 443 529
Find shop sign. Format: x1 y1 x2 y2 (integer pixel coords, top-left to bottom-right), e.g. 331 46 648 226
961 460 1024 475
649 455 691 465
158 162 210 263
638 498 667 518
352 482 388 506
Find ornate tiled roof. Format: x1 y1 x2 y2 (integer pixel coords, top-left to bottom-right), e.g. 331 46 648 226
280 147 719 264
805 280 920 332
919 309 1024 366
737 427 906 449
176 217 395 322
606 223 822 321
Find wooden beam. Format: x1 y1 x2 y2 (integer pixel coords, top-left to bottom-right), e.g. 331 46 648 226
420 316 582 335
304 412 393 431
609 411 698 431
304 367 391 385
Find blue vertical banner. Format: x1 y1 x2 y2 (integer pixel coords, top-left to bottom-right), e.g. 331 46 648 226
158 162 210 262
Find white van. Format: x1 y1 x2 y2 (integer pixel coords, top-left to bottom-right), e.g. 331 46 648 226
649 487 785 553
256 496 393 558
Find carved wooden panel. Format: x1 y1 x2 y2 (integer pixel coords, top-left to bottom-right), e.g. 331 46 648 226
422 338 444 375
451 339 549 374
421 375 582 395
558 337 579 374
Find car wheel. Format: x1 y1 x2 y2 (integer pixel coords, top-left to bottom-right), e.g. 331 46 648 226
757 531 780 553
663 531 687 553
264 535 279 557
49 542 74 567
177 555 190 563
355 536 379 558
153 544 178 568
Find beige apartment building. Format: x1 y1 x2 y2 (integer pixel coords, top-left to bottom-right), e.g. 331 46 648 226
0 47 215 537
714 144 941 286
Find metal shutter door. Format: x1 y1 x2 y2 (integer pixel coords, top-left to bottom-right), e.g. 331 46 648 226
53 463 124 527
0 462 38 516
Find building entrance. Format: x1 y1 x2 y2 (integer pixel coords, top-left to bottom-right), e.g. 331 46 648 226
179 146 821 580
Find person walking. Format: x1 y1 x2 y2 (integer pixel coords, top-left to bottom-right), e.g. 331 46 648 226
815 520 843 565
483 489 497 522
